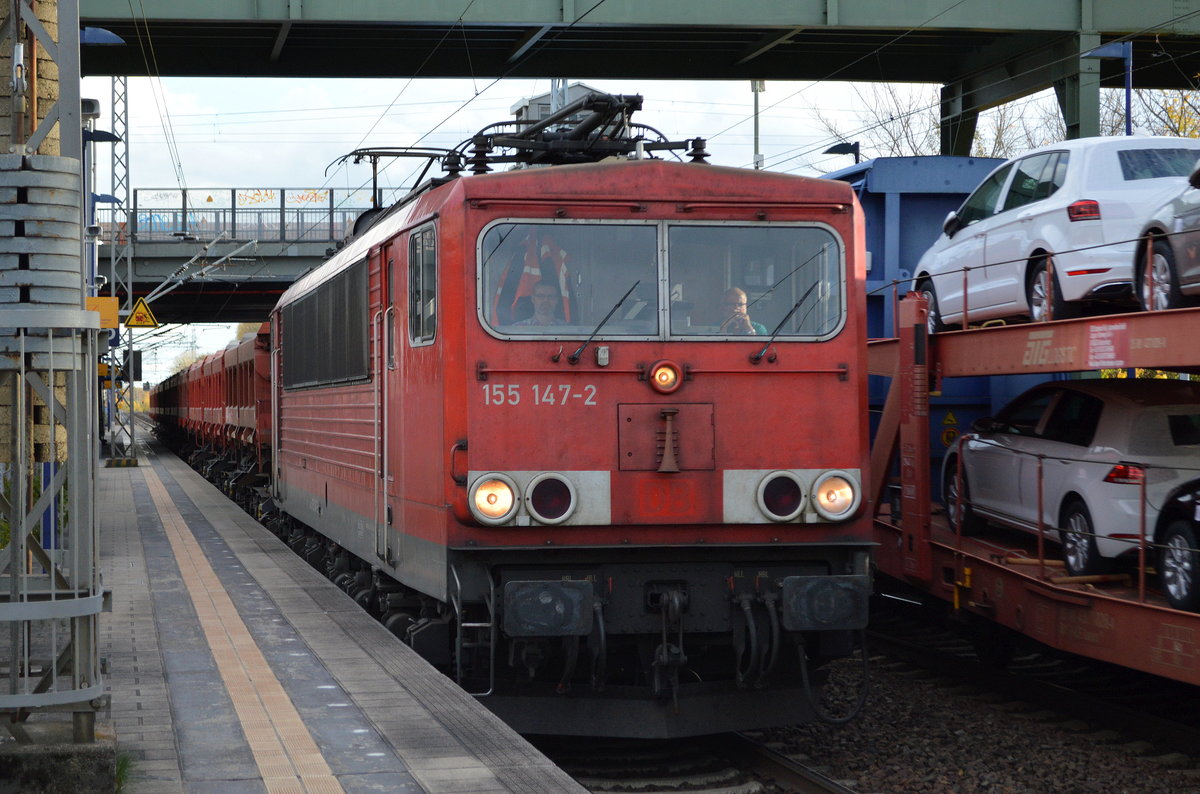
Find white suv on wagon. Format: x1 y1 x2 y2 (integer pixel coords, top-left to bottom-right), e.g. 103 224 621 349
912 136 1200 332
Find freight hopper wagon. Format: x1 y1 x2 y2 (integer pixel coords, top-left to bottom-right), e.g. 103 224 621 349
156 94 874 738
149 323 272 514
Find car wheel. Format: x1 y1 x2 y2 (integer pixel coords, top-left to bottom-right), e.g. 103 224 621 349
1059 499 1108 576
1159 520 1200 612
1138 238 1185 312
942 457 983 536
1027 258 1078 322
918 280 946 334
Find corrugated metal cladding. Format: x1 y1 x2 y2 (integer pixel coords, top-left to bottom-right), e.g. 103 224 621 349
281 258 369 389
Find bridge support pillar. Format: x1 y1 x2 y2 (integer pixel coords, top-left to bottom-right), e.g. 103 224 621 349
939 83 979 156
1055 33 1102 140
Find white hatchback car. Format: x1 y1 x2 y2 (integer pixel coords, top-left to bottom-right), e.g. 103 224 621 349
1136 160 1200 311
913 136 1200 332
942 379 1200 578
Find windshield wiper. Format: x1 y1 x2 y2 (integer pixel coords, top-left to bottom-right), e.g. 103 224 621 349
750 281 818 364
746 245 825 314
567 280 640 364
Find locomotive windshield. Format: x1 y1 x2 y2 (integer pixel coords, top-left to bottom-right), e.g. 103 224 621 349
479 220 844 339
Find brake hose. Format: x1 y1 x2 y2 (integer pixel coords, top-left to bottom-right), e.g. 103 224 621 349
799 630 870 725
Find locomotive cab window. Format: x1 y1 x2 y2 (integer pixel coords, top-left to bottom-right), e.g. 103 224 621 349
668 224 844 339
409 225 437 346
479 220 844 340
481 221 658 336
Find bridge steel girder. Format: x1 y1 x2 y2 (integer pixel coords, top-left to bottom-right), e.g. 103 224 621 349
79 1 1200 86
939 32 1104 155
75 0 1200 29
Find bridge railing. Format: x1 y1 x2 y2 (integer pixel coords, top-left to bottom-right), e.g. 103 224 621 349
95 187 383 243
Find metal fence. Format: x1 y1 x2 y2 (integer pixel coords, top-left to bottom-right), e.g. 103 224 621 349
95 187 382 243
2 155 105 741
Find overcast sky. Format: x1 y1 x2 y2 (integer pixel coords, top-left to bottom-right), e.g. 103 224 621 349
80 75 888 185
78 75 905 380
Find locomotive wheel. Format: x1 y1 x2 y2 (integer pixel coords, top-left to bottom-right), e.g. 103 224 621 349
383 612 415 639
354 587 377 610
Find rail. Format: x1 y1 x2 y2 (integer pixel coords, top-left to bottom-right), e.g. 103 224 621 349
94 187 383 243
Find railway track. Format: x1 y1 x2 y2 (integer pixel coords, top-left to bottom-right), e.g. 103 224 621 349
532 733 860 794
866 593 1200 759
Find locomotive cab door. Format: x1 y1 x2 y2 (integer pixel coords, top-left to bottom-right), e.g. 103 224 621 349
377 244 403 564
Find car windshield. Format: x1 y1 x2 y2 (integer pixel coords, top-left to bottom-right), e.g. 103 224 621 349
479 221 845 340
1117 148 1200 180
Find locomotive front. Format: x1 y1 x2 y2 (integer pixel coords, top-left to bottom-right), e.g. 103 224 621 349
449 158 872 736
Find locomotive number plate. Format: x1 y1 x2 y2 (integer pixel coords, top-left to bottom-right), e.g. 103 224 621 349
636 478 701 519
481 383 598 406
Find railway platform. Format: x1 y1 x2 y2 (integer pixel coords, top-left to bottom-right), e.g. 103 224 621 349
96 439 584 793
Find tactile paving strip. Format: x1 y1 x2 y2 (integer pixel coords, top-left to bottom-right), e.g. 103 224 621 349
142 464 344 794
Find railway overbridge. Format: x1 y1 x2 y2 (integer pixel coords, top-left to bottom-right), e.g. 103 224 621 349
80 0 1200 150
95 186 375 322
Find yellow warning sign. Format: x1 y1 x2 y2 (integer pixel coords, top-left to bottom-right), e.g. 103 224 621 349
125 297 159 329
86 296 120 328
943 410 958 426
942 428 960 447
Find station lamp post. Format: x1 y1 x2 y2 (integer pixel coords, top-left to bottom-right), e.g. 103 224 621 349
751 80 765 170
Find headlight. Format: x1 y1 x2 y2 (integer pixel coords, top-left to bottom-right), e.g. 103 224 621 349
756 471 806 522
525 473 577 524
811 471 860 520
470 474 519 525
646 359 683 394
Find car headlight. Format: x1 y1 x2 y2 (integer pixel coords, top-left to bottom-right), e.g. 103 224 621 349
470 474 519 525
525 473 577 525
756 471 807 522
811 471 860 520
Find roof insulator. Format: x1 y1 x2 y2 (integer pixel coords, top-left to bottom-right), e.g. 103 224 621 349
468 136 493 175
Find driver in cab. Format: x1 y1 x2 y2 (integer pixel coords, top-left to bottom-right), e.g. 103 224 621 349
719 287 767 335
514 281 562 328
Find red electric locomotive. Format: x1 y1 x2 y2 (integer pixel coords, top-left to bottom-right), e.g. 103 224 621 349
157 95 873 738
